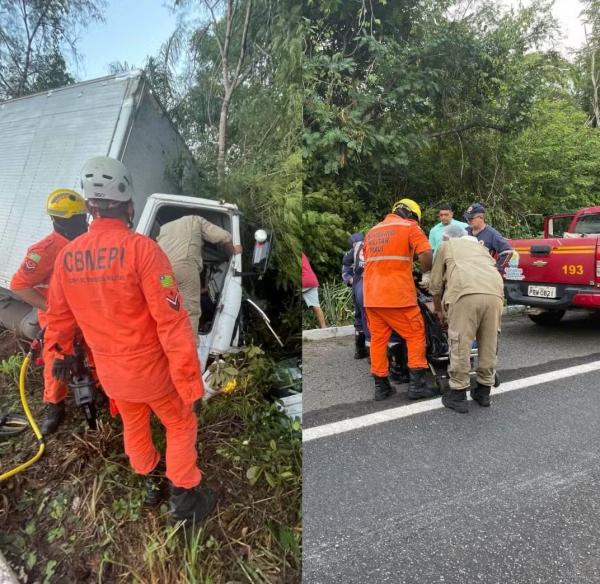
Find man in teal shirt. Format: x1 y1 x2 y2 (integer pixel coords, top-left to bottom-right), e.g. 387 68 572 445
428 203 469 253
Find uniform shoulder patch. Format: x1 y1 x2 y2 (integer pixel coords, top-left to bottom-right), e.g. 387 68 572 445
166 292 180 311
160 274 174 288
27 252 41 263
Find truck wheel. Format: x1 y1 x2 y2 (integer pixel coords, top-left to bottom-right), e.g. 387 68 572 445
528 310 565 326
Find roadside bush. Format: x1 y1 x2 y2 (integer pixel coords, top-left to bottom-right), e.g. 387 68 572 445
303 280 354 329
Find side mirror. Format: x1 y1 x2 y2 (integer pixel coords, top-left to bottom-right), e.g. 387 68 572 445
252 229 272 275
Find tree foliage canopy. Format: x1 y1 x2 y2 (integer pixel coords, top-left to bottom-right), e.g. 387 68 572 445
0 0 104 100
147 0 302 290
302 0 600 279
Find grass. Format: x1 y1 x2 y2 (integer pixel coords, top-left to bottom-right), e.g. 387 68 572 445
303 280 354 329
0 333 301 583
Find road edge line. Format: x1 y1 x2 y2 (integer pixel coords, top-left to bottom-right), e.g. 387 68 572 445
303 359 600 442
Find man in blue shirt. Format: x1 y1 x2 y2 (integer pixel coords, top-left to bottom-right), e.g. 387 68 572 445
428 203 469 253
464 202 513 271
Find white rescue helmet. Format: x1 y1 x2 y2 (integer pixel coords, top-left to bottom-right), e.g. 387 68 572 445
80 156 134 202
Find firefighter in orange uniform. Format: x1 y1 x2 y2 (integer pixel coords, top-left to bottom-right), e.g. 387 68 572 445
10 189 88 434
44 156 216 524
363 199 437 401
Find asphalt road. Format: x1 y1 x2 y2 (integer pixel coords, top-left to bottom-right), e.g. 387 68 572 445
303 311 600 583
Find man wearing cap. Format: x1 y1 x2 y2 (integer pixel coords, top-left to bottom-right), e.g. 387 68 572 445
10 189 88 434
428 203 469 253
430 224 504 413
464 202 513 271
363 199 438 401
44 156 216 524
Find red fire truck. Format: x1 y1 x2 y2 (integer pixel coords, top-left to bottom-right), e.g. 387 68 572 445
504 206 600 325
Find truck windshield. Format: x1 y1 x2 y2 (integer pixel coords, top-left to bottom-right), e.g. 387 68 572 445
574 213 600 235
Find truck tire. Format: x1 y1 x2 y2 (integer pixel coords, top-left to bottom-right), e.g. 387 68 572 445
528 310 565 326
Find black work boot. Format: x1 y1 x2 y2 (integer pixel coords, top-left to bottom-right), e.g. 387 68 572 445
354 332 368 360
389 344 410 384
471 383 491 407
442 389 469 413
373 375 396 401
169 484 217 524
40 401 66 435
389 365 410 384
144 462 166 507
407 369 438 400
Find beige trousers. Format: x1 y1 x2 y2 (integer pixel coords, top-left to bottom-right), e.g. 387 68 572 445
172 259 201 337
447 294 503 390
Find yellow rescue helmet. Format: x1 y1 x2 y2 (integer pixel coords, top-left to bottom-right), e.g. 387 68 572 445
46 188 86 219
391 198 422 222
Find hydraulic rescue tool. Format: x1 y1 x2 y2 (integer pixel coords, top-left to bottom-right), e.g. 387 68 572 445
68 341 98 430
0 335 101 482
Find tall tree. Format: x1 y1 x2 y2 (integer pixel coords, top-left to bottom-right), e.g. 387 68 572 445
580 0 600 126
0 0 105 100
150 0 302 289
172 0 255 184
303 0 559 274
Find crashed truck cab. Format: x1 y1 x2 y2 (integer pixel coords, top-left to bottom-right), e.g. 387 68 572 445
136 194 277 401
137 193 246 374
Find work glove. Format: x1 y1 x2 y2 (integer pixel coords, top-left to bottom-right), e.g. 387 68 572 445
193 399 204 414
51 355 76 383
420 271 431 292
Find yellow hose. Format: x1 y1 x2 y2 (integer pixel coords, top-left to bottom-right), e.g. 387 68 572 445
0 353 45 482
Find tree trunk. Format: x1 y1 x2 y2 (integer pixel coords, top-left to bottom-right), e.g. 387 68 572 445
218 94 231 183
591 48 600 127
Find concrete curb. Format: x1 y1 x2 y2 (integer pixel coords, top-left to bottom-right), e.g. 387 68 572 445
303 324 355 341
303 305 527 341
0 551 19 584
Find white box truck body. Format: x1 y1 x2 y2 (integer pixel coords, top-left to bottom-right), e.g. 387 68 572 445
0 71 300 419
0 69 235 368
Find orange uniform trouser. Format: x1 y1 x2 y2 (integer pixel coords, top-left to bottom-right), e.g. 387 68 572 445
113 390 202 489
42 343 69 404
366 306 428 376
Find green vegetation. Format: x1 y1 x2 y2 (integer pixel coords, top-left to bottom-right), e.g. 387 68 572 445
304 0 600 278
303 281 354 330
0 343 301 583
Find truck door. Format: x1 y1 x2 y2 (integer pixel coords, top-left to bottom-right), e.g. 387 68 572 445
135 195 242 371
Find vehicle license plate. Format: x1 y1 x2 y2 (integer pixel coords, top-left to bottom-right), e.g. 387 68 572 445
527 285 557 299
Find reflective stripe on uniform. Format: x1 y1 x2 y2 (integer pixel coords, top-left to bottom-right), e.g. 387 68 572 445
368 218 412 229
365 255 412 262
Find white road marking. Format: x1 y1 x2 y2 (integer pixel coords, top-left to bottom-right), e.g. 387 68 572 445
303 359 600 442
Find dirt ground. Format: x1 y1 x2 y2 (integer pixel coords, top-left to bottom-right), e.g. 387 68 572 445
0 333 301 583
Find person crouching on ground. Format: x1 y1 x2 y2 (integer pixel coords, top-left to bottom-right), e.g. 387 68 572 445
10 189 88 435
429 224 504 413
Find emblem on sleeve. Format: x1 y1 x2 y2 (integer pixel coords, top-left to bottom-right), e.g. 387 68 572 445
166 293 180 311
23 259 37 272
160 274 174 288
27 252 41 263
